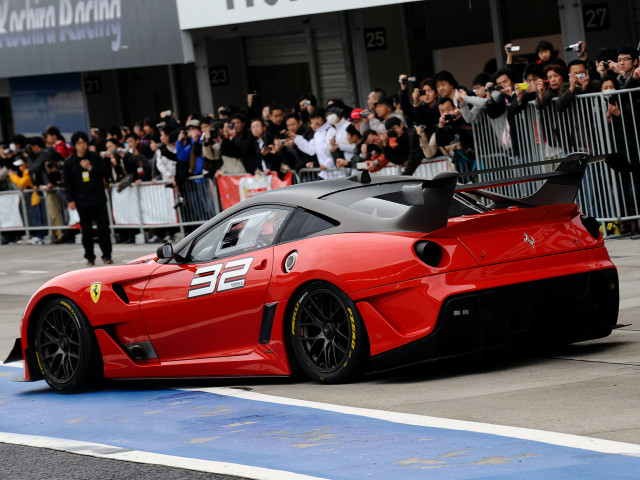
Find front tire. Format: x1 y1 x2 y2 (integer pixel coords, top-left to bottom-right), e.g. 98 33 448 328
289 282 368 383
34 297 103 391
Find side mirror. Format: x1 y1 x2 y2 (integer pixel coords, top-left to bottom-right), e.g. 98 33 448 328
156 243 174 260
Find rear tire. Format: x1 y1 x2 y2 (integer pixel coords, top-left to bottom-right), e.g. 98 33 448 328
289 282 368 383
34 297 103 391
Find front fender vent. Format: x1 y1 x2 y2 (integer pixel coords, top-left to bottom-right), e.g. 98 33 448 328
112 284 130 304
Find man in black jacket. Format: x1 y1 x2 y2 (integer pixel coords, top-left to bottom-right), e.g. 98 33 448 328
63 131 113 266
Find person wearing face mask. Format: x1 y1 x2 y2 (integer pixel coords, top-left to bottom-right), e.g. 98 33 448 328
325 106 355 164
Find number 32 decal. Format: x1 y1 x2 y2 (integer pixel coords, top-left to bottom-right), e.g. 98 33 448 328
188 257 253 298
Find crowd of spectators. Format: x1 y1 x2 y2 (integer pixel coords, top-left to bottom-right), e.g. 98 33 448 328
1 38 640 249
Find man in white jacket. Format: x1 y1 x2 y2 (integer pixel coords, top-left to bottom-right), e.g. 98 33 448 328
291 107 344 179
325 106 356 163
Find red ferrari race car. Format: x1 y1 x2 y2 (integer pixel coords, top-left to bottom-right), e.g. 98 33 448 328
5 153 625 391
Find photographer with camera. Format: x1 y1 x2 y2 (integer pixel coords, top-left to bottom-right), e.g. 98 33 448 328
27 137 66 243
220 114 255 175
556 59 600 112
536 64 568 110
198 117 223 178
409 78 439 136
120 132 152 188
278 112 316 172
291 107 342 179
356 130 388 172
458 72 491 124
435 97 475 177
297 94 317 126
597 46 640 88
361 95 407 134
250 118 281 176
380 116 410 169
484 69 524 155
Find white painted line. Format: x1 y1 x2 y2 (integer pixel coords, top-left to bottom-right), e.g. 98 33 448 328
185 386 640 458
0 432 329 480
17 270 49 275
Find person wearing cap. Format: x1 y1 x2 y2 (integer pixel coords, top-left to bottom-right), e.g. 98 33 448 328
62 131 113 265
9 155 48 245
8 158 32 188
349 108 365 131
176 118 204 178
176 118 212 222
361 95 407 134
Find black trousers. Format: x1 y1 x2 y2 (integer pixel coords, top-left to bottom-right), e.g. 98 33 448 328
77 203 112 261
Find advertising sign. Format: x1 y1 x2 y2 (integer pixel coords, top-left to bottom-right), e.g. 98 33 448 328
177 0 421 30
0 0 188 77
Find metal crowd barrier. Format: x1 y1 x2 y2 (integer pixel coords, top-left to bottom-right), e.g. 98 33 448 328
298 167 349 182
0 175 222 244
471 87 640 227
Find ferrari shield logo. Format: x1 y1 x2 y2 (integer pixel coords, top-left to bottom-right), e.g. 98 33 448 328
90 282 102 303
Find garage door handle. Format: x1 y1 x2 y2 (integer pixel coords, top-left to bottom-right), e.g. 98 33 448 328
254 259 268 270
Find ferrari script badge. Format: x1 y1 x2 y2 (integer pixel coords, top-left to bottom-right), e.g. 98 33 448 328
523 233 535 248
90 282 102 303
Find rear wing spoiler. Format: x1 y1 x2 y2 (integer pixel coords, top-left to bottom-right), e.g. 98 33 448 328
393 152 630 232
349 152 629 233
452 152 631 208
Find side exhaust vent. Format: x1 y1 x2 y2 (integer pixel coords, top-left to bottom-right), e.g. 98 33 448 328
123 341 158 362
580 215 601 240
414 241 442 267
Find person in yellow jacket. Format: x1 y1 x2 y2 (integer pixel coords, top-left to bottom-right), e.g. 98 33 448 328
9 158 45 244
8 158 33 189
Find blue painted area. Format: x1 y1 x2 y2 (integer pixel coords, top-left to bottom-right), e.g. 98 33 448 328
0 366 639 479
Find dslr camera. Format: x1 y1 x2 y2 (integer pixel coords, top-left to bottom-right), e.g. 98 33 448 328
444 114 456 121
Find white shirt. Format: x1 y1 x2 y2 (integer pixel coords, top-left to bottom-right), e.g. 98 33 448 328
155 146 176 181
333 118 355 160
294 122 344 179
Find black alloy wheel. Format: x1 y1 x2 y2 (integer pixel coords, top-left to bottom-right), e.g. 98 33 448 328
34 298 103 391
289 282 367 383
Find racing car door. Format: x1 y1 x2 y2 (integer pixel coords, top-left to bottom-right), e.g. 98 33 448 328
139 207 291 362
